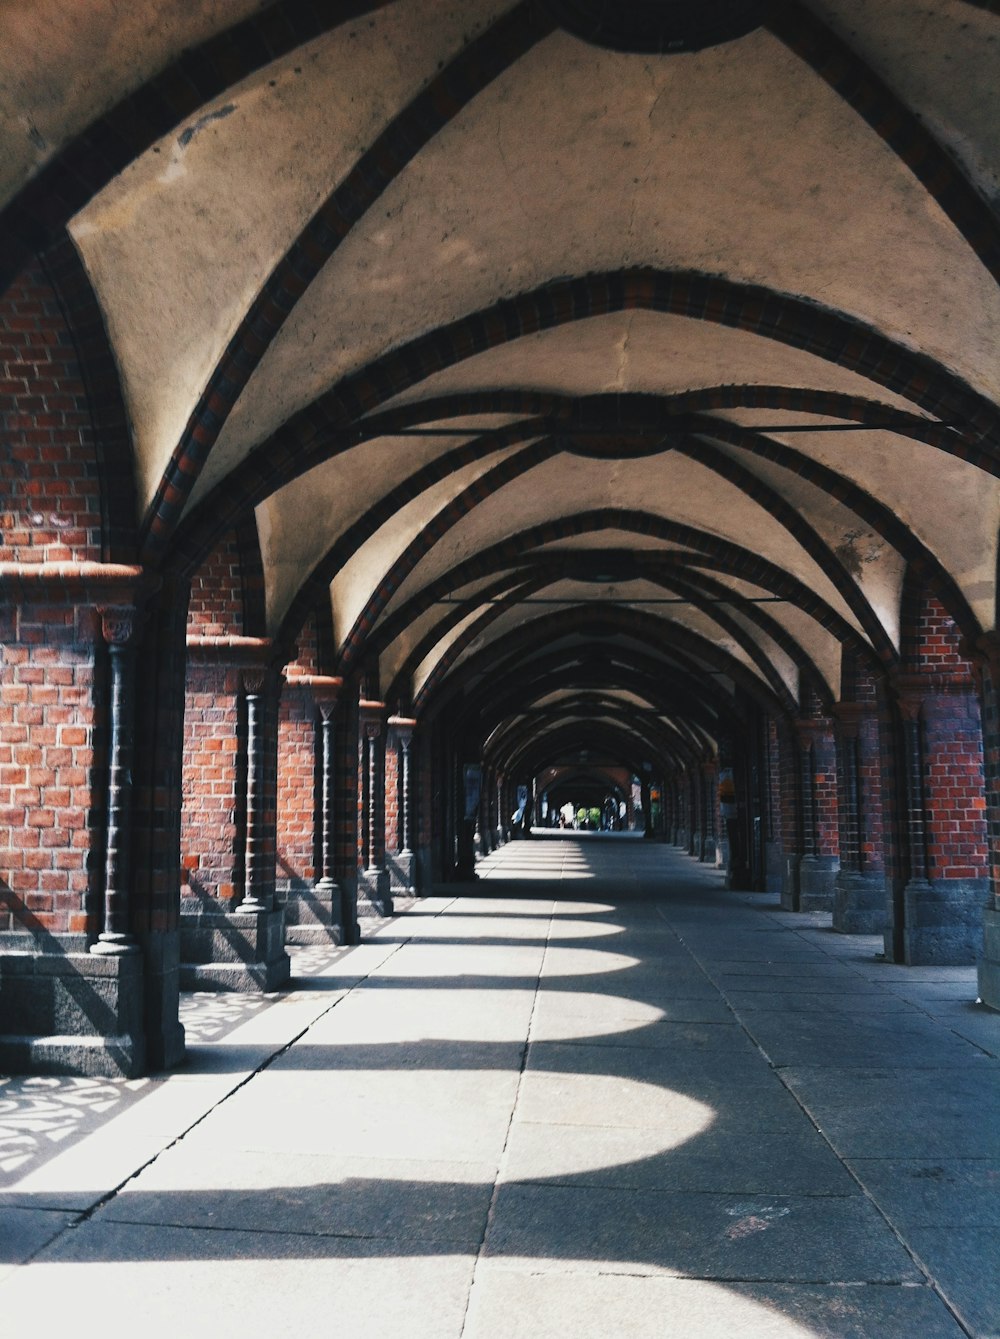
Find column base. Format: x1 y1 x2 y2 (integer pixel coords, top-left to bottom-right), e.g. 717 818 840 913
179 903 291 992
896 878 988 966
799 854 838 912
387 851 416 895
764 840 783 896
356 868 393 918
139 929 186 1071
277 878 344 945
978 904 1000 1010
833 870 886 934
778 853 800 911
0 941 146 1077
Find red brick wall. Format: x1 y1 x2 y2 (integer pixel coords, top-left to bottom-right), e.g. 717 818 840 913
1 263 101 564
900 587 987 882
923 693 988 880
277 684 315 888
0 600 100 935
188 531 245 636
906 594 968 673
385 736 400 853
180 661 241 902
812 725 839 859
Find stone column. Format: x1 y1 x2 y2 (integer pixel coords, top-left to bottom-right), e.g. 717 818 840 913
387 716 417 895
833 702 886 933
92 608 141 957
278 673 344 944
357 699 392 917
795 719 839 911
893 675 988 964
700 762 716 863
972 635 1000 1008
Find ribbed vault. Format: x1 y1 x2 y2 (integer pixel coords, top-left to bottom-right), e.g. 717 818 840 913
4 0 1000 806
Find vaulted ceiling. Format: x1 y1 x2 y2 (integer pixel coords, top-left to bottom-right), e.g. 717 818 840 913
4 0 1000 775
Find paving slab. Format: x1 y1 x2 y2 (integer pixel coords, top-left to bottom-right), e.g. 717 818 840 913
2 838 996 1336
905 1227 1000 1339
846 1158 1000 1228
781 1064 1000 1159
483 1183 922 1282
0 1206 80 1278
96 1146 496 1243
0 1221 478 1338
501 1121 858 1195
463 1269 966 1339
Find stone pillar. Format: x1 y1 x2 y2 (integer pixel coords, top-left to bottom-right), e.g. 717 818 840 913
700 762 716 863
795 718 839 911
973 635 1000 1009
357 699 392 917
832 701 885 934
92 608 141 958
387 716 417 895
892 678 988 965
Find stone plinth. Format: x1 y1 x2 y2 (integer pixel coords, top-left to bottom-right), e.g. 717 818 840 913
833 870 887 935
179 903 290 991
0 942 145 1077
896 879 988 966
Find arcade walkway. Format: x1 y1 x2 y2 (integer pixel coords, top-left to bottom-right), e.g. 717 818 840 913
2 837 998 1338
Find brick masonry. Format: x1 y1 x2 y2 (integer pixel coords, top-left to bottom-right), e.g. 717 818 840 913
0 262 103 566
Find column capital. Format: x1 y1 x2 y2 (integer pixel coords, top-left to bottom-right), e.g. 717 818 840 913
97 604 140 647
793 716 832 747
831 701 865 738
360 698 386 739
388 714 417 747
284 672 344 714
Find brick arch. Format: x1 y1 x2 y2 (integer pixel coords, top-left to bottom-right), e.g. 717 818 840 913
325 509 878 681
153 266 999 568
171 383 990 584
458 642 733 743
305 270 999 440
500 717 695 779
684 415 981 641
502 718 691 779
406 564 798 717
416 602 790 720
140 3 551 559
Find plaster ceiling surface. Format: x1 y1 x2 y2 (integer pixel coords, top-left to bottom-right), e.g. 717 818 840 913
812 0 1000 206
256 429 518 626
214 19 1000 466
327 446 524 645
0 0 270 205
69 0 509 512
379 335 932 442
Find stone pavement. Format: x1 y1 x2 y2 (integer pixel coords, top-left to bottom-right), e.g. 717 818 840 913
1 834 998 1338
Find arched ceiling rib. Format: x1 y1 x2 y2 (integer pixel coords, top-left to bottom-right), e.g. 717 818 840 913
5 0 1000 783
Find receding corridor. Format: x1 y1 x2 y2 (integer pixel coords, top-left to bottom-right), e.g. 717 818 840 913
2 838 998 1337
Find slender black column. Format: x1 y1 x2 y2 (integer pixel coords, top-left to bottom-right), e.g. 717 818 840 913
92 608 140 956
240 669 273 914
316 701 338 891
